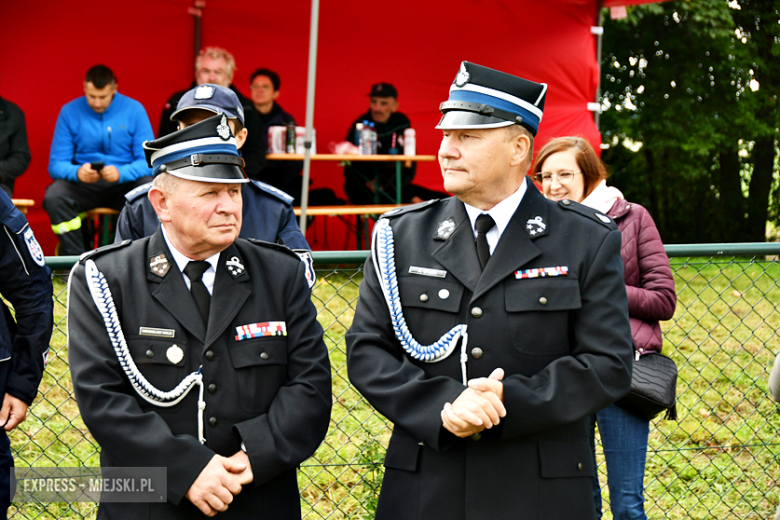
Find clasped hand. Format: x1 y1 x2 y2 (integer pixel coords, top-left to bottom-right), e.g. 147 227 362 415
185 451 253 517
441 368 506 438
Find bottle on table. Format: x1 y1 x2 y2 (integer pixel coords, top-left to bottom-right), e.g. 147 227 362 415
403 128 416 156
358 121 372 155
285 122 296 154
368 122 378 154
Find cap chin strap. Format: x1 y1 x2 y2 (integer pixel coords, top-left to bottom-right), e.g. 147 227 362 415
372 218 469 385
159 154 245 173
439 100 524 126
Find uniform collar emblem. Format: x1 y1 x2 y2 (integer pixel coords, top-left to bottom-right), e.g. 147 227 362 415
194 85 215 100
216 114 231 140
526 215 547 237
150 253 170 277
434 217 456 240
225 255 245 277
455 62 470 87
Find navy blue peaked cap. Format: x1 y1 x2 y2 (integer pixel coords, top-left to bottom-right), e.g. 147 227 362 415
171 83 245 126
142 113 249 183
436 61 547 136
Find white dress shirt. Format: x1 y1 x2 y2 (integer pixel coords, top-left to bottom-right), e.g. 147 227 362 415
463 182 527 255
161 224 220 295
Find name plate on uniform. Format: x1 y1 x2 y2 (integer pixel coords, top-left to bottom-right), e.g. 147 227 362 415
408 266 447 278
139 327 176 338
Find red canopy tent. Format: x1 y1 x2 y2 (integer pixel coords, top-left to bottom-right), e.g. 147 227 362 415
0 0 663 253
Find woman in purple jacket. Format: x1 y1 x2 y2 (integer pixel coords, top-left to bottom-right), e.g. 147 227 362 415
532 137 677 520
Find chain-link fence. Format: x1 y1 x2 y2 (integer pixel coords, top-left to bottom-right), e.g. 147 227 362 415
7 244 780 519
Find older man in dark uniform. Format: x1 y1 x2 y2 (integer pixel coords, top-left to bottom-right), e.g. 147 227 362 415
346 62 633 520
68 114 331 519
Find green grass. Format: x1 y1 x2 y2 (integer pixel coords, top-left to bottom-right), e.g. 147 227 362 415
8 258 780 519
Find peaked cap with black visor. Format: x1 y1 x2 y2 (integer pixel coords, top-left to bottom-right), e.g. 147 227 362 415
436 61 548 135
142 112 249 183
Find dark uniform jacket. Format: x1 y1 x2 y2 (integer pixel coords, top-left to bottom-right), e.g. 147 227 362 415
68 231 331 519
114 179 310 251
346 180 633 520
0 97 31 197
0 192 52 404
158 83 266 179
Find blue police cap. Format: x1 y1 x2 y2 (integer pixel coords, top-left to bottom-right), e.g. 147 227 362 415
143 113 249 183
170 84 245 126
436 62 547 136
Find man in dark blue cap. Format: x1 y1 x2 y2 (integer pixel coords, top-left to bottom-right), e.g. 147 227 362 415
68 113 331 519
115 84 311 261
346 61 633 520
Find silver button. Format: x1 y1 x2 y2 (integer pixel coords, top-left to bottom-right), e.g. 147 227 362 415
539 297 548 305
577 462 583 471
562 199 572 206
471 347 483 359
420 293 429 302
471 307 483 318
260 352 269 360
438 289 450 299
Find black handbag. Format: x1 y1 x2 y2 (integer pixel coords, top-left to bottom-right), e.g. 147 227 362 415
615 351 678 421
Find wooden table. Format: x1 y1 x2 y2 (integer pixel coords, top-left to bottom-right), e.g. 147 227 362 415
267 153 437 204
11 199 35 215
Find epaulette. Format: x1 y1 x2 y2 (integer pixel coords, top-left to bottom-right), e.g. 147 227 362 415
124 182 152 203
79 239 132 264
249 180 294 205
558 199 617 230
380 199 441 219
247 238 301 259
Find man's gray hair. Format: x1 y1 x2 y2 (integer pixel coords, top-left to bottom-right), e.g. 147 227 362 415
152 172 180 194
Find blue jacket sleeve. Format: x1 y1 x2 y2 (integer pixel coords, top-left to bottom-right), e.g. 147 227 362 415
276 205 310 250
48 108 80 182
0 202 53 405
117 104 154 184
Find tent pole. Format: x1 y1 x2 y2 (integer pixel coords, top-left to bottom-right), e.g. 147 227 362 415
190 1 205 64
298 0 321 234
594 1 604 130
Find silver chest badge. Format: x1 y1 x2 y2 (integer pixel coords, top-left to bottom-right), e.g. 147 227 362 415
216 114 231 140
225 256 245 277
150 253 170 276
526 215 547 237
194 85 215 100
166 345 184 364
455 62 470 87
434 217 456 240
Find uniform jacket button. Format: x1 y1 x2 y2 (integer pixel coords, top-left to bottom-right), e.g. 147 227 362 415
145 349 154 358
562 199 572 206
577 462 583 471
205 350 215 361
471 347 483 359
209 417 218 427
208 383 217 394
438 289 450 299
539 297 548 305
419 293 429 302
471 306 483 318
260 352 269 360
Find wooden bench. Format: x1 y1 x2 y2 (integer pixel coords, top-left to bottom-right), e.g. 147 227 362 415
294 204 408 249
11 199 35 215
85 207 120 248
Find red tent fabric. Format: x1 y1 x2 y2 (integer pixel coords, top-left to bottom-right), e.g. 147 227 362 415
0 0 662 253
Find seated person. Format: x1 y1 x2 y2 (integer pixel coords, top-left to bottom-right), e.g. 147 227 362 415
116 84 310 256
158 46 266 180
0 95 31 197
343 83 444 205
44 65 154 255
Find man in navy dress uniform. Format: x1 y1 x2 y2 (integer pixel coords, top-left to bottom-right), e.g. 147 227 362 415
346 62 633 520
0 191 53 517
68 114 331 519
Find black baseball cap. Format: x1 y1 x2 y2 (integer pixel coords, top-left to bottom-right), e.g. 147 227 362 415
368 83 398 99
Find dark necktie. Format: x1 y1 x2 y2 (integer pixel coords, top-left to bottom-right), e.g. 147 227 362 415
475 214 496 270
183 261 211 322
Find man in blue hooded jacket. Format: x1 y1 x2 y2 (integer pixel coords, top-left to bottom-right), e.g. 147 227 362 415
44 65 154 255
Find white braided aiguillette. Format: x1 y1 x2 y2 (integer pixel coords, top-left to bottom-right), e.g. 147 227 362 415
84 259 207 443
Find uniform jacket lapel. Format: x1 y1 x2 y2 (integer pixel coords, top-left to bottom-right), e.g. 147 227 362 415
472 180 548 302
431 198 481 293
146 231 207 342
204 243 251 349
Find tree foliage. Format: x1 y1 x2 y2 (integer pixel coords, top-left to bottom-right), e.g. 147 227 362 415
599 0 780 243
